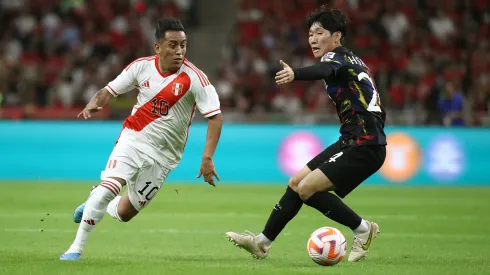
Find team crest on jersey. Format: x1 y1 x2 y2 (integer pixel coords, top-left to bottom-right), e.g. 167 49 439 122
172 83 184 96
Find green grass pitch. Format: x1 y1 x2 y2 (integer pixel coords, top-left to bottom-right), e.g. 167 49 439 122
0 182 489 275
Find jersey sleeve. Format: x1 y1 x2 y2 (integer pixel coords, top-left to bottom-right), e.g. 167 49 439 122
193 81 221 118
104 61 139 97
321 52 343 74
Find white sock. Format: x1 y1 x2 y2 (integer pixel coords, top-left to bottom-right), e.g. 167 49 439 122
66 179 122 254
106 196 124 221
257 233 272 247
353 219 369 234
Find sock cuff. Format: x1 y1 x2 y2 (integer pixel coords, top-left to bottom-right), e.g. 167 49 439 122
285 185 301 199
113 204 124 222
110 196 125 222
100 178 122 196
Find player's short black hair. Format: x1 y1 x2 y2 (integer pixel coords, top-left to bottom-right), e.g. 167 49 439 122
155 17 185 41
308 6 348 41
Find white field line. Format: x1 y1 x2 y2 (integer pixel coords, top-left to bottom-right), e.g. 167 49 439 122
0 227 487 240
0 211 484 221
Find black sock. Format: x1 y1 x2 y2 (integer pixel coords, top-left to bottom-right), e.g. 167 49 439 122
305 191 362 230
262 186 303 241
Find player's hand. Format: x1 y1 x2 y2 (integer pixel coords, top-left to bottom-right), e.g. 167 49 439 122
77 102 103 119
197 157 220 187
275 60 294 85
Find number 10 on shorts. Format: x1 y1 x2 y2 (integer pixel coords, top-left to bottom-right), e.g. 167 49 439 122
138 181 158 201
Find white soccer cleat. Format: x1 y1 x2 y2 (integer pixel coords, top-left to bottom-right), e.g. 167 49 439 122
348 220 380 262
226 231 270 259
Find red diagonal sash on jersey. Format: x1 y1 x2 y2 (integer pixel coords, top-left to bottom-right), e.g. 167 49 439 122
123 72 191 131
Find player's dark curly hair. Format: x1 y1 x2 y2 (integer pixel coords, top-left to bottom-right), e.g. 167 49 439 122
308 6 348 41
155 17 185 41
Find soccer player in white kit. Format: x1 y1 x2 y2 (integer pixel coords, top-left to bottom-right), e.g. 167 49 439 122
60 18 223 260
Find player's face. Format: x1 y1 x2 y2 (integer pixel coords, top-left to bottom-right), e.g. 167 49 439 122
308 23 340 59
155 31 187 72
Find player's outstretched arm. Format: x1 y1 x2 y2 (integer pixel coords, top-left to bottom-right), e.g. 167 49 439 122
275 60 333 85
77 88 113 119
197 113 223 187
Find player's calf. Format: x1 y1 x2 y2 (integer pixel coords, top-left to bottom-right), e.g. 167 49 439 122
73 186 98 223
60 178 123 260
297 169 368 237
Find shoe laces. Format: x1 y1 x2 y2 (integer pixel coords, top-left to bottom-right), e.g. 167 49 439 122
351 235 364 252
243 230 256 237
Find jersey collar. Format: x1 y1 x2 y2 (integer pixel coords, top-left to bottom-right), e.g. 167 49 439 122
154 55 179 78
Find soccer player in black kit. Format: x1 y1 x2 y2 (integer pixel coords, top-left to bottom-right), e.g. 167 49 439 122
226 7 387 262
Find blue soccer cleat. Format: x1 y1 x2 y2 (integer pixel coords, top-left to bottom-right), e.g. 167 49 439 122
73 202 86 223
73 185 97 223
60 252 82 261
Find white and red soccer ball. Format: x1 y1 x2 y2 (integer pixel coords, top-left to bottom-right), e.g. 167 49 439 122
307 226 347 266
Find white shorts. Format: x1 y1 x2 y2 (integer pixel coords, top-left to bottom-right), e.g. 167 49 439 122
100 142 171 211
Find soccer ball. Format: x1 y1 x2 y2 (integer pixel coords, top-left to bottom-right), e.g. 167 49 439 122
307 226 347 266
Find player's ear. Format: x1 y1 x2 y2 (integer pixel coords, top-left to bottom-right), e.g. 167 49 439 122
154 43 161 54
335 31 342 43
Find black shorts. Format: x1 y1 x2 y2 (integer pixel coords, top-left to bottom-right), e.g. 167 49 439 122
306 140 386 198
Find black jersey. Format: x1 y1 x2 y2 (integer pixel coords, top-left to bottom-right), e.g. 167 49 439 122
321 46 386 146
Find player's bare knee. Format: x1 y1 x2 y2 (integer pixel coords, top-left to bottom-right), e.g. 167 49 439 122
288 177 300 192
297 180 315 202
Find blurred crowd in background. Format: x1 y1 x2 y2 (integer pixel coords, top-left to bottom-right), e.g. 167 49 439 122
216 0 490 126
0 0 489 126
0 0 198 119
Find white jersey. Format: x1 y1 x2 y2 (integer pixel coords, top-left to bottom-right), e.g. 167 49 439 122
104 55 221 169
